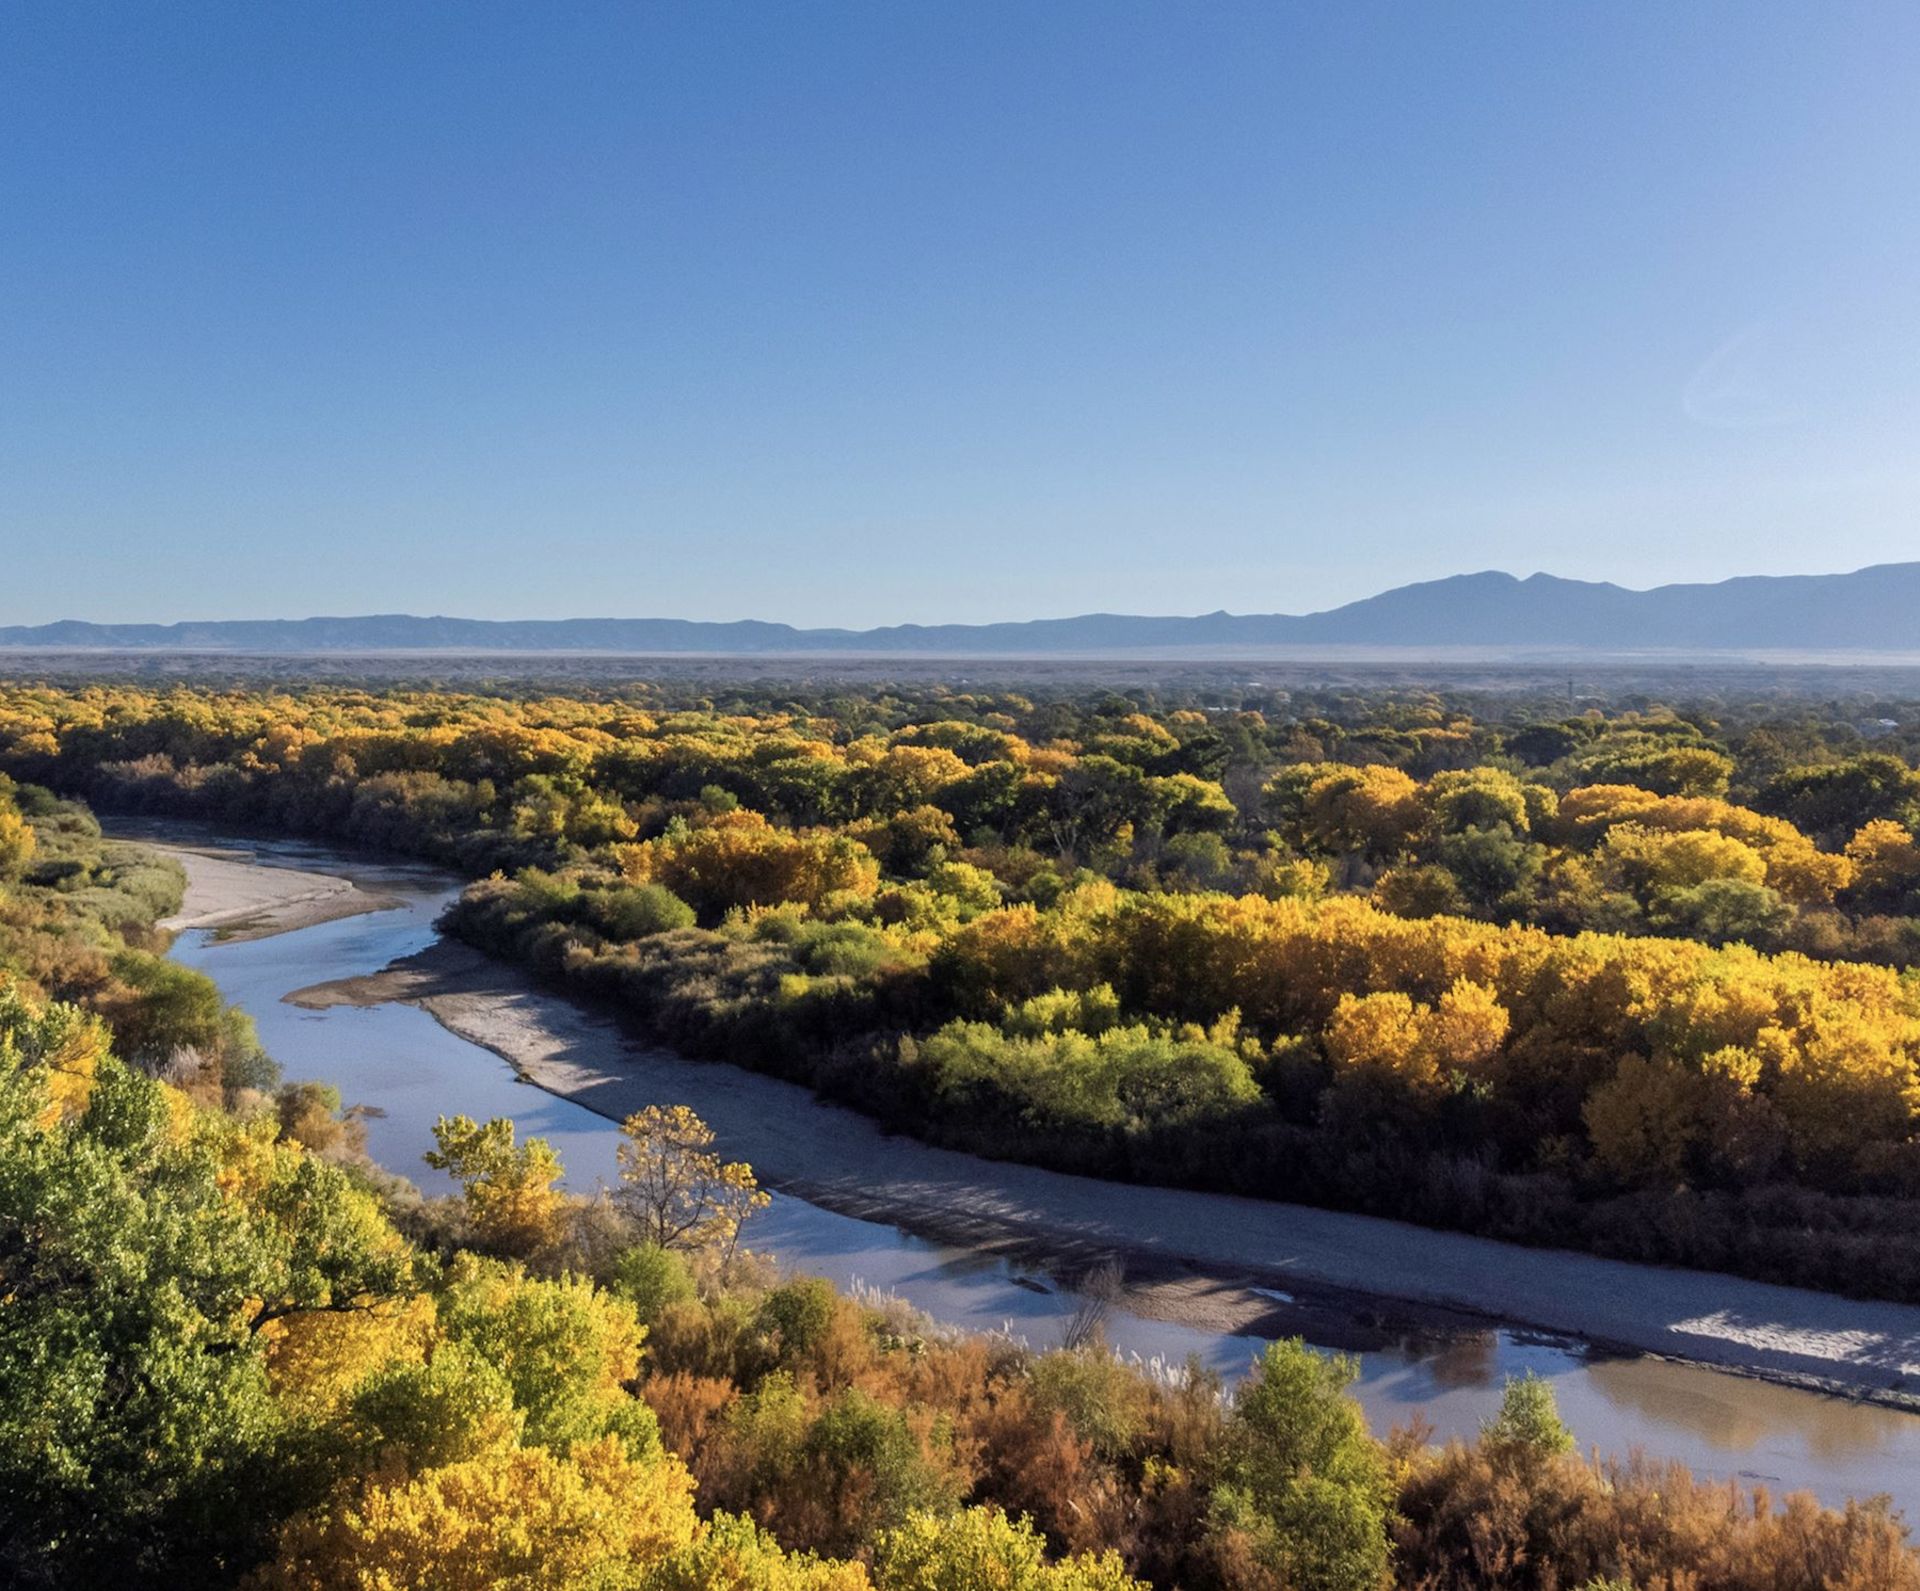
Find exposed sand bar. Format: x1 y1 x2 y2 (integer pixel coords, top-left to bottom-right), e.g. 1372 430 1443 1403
294 937 1920 1405
152 840 397 940
129 815 1920 1405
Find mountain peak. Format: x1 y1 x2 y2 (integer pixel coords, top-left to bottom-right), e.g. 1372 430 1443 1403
3 564 1917 656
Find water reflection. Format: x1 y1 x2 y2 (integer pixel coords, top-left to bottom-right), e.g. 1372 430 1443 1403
1415 1332 1502 1392
161 833 1920 1516
1584 1355 1913 1464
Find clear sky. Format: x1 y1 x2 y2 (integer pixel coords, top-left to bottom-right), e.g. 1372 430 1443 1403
3 3 1918 627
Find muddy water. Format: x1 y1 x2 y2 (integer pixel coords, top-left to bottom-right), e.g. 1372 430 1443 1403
163 835 1920 1515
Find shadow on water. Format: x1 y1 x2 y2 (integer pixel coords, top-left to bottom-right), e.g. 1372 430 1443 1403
161 831 1920 1516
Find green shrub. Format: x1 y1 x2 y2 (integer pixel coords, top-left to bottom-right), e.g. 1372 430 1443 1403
605 1242 698 1325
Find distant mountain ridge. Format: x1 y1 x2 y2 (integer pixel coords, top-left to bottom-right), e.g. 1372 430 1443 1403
6 564 1920 654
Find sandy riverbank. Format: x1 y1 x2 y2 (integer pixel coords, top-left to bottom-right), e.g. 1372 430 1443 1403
288 936 1920 1405
149 839 398 941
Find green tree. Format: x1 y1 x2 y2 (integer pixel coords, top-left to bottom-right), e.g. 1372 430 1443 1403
1758 753 1920 843
100 949 231 1067
346 1339 524 1472
0 1046 403 1587
1481 1371 1576 1464
436 1254 660 1457
802 1388 959 1549
1647 876 1790 946
1433 825 1545 916
1208 1339 1392 1591
588 883 697 939
605 1242 698 1326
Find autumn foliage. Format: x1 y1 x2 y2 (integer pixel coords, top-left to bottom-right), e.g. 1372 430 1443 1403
12 683 1920 1298
2 771 1918 1591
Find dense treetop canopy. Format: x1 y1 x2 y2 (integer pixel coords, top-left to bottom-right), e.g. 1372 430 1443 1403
6 693 1920 1587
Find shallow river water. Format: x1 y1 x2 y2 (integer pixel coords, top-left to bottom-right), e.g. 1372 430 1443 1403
161 834 1920 1515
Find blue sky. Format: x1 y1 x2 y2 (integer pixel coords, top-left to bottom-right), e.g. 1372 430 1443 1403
3 3 1918 626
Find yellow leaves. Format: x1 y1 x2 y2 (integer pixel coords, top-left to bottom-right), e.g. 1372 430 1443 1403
875 1506 1146 1591
1427 979 1512 1070
1290 763 1424 858
626 810 881 918
1092 887 1920 1178
1772 1005 1920 1165
1700 1041 1764 1091
1754 834 1853 907
617 1104 769 1260
265 1293 439 1419
935 904 1050 1010
0 802 34 878
1324 992 1427 1080
160 1079 200 1146
2 725 57 761
1846 819 1920 902
1600 825 1768 892
1023 745 1078 776
1587 1004 1919 1188
1249 853 1330 902
1561 784 1855 905
0 984 112 1125
253 1438 699 1591
1639 966 1787 1061
1554 783 1666 837
436 1254 654 1452
427 1115 569 1261
866 744 971 802
252 722 317 772
37 1018 106 1124
470 1165 568 1259
1584 1055 1709 1185
1324 979 1509 1089
212 1112 288 1200
648 1511 874 1591
1116 712 1177 745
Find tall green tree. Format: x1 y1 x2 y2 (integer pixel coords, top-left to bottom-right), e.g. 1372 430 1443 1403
1208 1340 1393 1591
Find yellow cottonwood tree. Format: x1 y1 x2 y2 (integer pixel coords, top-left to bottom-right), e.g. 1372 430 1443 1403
617 1104 768 1260
252 1438 698 1591
263 1293 439 1419
621 810 880 918
0 802 33 878
648 1511 874 1591
1847 818 1920 905
1323 979 1508 1090
427 1114 569 1259
1583 1055 1707 1185
0 985 112 1125
874 1507 1143 1591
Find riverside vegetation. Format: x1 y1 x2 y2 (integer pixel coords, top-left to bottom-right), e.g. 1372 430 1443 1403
10 680 1920 1301
4 776 1920 1589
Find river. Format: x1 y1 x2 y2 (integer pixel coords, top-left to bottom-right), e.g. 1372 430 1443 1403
156 831 1920 1515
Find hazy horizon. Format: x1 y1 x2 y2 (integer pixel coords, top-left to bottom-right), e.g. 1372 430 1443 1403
6 557 1920 632
5 4 1919 626
3 556 1920 648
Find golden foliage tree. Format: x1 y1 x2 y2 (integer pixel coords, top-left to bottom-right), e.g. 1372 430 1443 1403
622 810 881 918
617 1104 769 1260
0 802 34 879
427 1114 569 1259
254 1438 699 1591
874 1506 1143 1591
